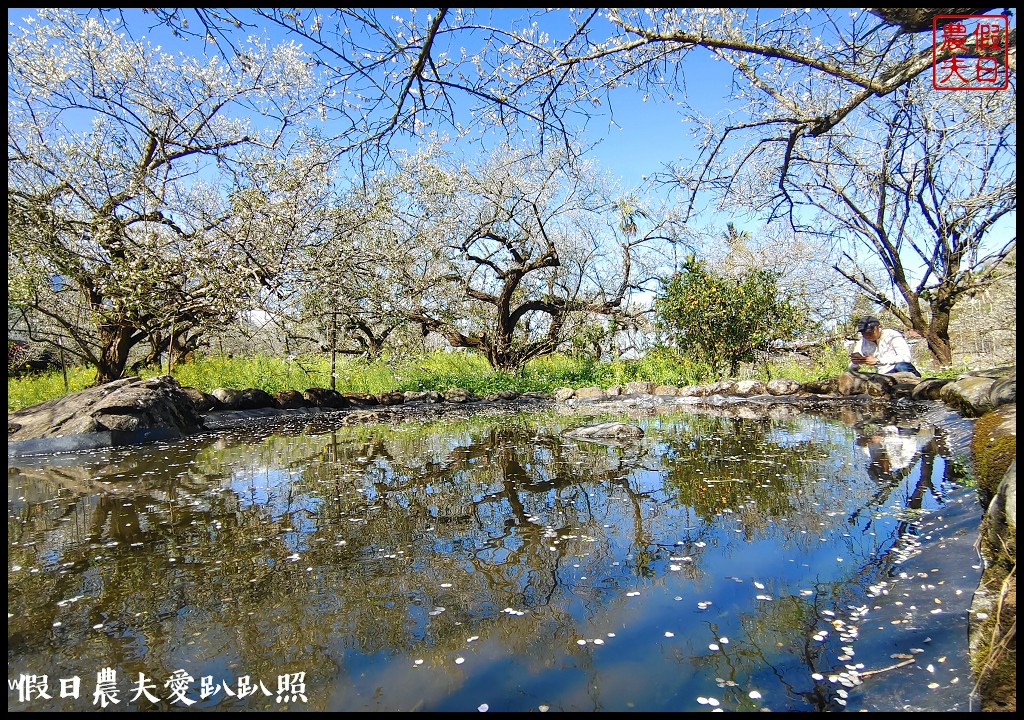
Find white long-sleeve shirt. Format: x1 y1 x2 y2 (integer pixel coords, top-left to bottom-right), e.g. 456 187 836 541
850 328 915 374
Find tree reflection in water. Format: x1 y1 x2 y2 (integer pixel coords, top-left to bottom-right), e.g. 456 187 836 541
7 409 980 712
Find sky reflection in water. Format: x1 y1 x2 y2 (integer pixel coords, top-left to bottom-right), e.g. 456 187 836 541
8 409 982 712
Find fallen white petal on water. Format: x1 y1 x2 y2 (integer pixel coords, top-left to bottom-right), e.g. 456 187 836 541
478 703 489 712
926 664 935 673
414 659 424 666
92 624 103 630
593 638 605 645
577 639 587 645
718 637 729 644
664 631 675 637
754 581 765 589
456 657 465 664
467 636 479 642
669 564 682 571
539 705 549 712
627 591 640 597
928 682 941 689
697 697 709 705
708 643 719 651
749 690 762 699
811 673 824 681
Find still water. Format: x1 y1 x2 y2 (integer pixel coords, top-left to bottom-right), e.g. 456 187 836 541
8 408 983 712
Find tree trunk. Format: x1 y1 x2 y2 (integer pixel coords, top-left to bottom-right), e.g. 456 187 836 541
922 302 954 367
94 324 135 385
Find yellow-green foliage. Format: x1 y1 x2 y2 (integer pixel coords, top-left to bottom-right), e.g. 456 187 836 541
5 347 930 413
7 366 94 413
971 411 1017 500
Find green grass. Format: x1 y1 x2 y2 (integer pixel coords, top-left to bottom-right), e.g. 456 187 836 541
8 366 95 412
7 347 967 413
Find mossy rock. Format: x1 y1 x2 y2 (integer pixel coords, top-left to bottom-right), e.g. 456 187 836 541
971 562 1016 712
971 406 1017 503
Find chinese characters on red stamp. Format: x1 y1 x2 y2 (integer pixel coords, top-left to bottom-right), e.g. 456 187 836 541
933 14 1010 90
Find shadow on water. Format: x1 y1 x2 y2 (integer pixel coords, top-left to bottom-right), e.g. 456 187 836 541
7 407 983 712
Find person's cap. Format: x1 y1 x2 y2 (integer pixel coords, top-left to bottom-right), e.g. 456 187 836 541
856 316 880 333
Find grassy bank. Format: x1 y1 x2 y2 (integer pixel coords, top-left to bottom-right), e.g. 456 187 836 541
8 346 868 413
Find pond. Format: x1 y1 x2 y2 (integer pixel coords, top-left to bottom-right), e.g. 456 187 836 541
8 406 984 712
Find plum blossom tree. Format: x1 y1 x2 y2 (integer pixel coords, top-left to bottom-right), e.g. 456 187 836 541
389 144 687 371
8 9 327 383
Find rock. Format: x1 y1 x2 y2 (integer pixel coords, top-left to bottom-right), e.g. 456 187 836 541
574 386 605 399
800 377 838 395
990 373 1015 408
181 385 224 412
552 387 575 402
339 392 378 407
273 390 309 409
766 378 801 395
520 391 551 400
838 371 893 397
8 375 204 452
653 384 679 396
911 377 953 401
889 370 923 385
304 387 348 408
606 385 623 396
375 390 405 406
238 387 276 410
211 387 245 409
564 422 644 441
211 387 276 410
442 387 473 403
404 390 443 403
940 375 998 417
625 381 654 395
733 379 766 396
